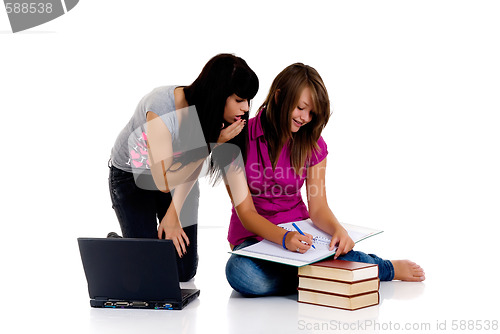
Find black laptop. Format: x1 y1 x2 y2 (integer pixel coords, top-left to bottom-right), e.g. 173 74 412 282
77 238 200 310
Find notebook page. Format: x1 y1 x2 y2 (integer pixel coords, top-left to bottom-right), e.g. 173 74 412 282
231 219 383 267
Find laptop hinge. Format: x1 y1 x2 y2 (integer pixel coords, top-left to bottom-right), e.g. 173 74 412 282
94 296 108 301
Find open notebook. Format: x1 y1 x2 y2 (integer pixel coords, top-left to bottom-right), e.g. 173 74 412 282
231 219 383 267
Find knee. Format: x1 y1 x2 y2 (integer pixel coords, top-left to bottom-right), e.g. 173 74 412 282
337 250 376 264
225 256 277 297
177 253 198 282
178 267 197 282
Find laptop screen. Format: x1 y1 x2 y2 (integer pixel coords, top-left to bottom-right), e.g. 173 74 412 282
78 238 182 302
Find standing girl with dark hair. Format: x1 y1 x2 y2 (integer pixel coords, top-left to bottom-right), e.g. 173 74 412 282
225 63 425 296
108 54 258 281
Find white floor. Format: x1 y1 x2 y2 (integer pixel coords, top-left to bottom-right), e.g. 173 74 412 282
2 2 500 333
2 224 492 334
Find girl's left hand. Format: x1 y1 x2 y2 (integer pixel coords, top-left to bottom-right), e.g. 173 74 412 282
330 227 355 259
158 206 189 258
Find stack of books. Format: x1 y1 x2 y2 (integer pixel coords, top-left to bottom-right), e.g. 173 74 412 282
298 260 380 311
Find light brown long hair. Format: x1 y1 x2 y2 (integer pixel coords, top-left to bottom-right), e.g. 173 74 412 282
259 63 330 173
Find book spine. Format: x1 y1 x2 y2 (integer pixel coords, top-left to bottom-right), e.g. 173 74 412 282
298 289 380 311
309 261 378 271
297 299 379 311
298 275 379 284
298 287 379 299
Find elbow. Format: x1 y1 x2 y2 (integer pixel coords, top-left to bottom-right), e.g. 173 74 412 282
236 209 251 230
153 179 170 193
150 167 170 192
235 206 257 233
308 203 328 222
309 210 320 223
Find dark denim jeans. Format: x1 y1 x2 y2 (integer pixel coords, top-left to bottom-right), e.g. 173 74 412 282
225 239 394 297
108 164 198 282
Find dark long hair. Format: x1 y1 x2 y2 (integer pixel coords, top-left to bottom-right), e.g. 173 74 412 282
182 54 259 183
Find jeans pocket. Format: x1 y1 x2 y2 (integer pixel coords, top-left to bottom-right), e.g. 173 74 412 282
109 166 134 186
109 168 138 204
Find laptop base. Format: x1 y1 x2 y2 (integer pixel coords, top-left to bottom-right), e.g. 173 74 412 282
91 289 200 310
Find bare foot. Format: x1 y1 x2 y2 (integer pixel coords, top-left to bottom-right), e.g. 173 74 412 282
391 260 425 282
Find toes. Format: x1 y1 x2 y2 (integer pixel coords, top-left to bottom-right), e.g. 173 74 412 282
391 260 426 282
413 267 424 274
406 277 420 282
413 269 425 281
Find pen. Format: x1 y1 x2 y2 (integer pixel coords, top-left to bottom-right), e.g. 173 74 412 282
292 223 316 249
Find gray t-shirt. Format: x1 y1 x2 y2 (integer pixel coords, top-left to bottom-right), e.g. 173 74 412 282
110 85 179 173
109 85 200 227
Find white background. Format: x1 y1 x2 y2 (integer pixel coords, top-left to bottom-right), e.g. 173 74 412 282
1 1 499 333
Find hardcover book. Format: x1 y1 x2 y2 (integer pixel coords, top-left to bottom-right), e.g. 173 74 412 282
298 260 379 282
298 288 380 311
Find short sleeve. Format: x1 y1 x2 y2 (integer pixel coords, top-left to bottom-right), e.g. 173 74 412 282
308 136 328 167
142 86 179 142
159 113 178 142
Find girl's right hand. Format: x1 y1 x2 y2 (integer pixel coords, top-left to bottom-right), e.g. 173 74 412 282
217 119 246 144
284 231 314 253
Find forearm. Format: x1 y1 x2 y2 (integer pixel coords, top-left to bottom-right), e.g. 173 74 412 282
224 163 292 247
235 201 314 253
167 164 203 220
146 110 205 193
226 181 286 246
306 159 345 236
151 158 204 193
237 205 287 246
309 204 343 236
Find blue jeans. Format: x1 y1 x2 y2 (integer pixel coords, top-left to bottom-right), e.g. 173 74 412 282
108 164 199 282
225 239 394 297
